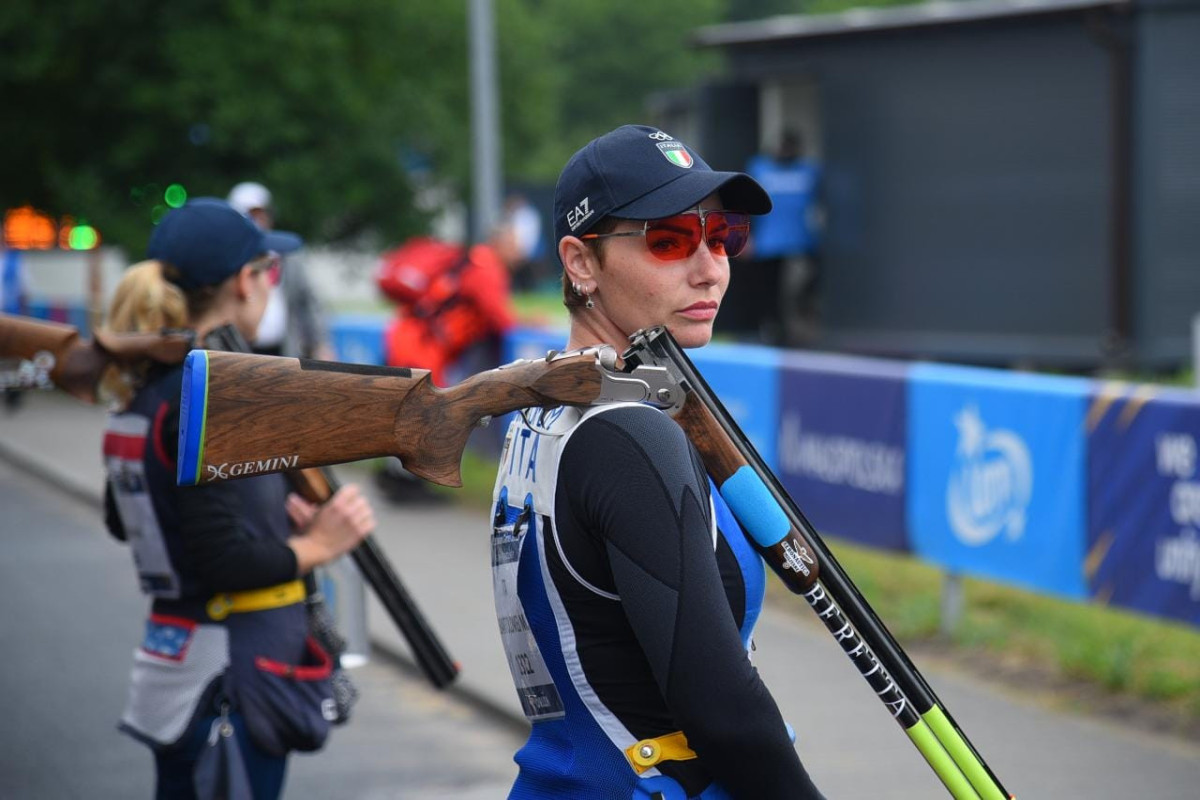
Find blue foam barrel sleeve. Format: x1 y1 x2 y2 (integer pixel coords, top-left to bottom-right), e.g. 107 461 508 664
719 466 792 549
176 350 209 486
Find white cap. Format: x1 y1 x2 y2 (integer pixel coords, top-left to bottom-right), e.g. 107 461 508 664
227 182 273 215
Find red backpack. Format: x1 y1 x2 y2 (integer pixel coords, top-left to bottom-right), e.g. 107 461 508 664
375 237 471 317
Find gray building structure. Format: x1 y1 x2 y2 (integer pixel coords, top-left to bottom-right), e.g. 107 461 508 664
682 0 1199 369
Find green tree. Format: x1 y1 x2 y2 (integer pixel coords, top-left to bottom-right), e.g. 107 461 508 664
537 0 726 174
1 0 915 253
0 0 542 251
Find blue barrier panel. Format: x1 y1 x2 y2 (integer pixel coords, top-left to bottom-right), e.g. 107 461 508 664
25 300 91 337
491 327 568 441
777 351 909 551
693 341 781 471
1088 384 1200 626
67 305 90 336
1 251 22 314
502 326 567 365
908 364 1090 599
329 314 387 365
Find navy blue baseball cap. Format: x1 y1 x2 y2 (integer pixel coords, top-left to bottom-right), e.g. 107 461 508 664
552 124 772 258
147 198 302 290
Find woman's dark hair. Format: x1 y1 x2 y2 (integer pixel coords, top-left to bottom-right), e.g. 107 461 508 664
561 216 621 311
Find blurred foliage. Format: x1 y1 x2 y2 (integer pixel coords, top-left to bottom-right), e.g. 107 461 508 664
0 0 914 254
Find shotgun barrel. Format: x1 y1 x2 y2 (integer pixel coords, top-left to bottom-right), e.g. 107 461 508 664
626 326 1012 800
287 467 460 689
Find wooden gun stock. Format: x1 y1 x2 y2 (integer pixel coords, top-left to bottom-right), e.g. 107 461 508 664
178 349 608 488
0 312 192 402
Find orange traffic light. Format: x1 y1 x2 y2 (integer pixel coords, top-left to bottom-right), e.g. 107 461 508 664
4 206 57 250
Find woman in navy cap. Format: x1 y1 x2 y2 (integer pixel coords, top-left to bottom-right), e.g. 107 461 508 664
489 126 827 799
99 198 374 799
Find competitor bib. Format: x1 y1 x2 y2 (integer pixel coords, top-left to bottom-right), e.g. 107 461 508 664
492 491 565 721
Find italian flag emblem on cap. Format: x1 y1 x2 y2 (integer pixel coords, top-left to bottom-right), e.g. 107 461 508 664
657 142 694 168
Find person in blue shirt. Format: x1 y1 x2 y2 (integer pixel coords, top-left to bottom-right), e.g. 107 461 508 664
734 129 823 346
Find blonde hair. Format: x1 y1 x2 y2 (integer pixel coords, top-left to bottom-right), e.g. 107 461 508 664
99 260 189 407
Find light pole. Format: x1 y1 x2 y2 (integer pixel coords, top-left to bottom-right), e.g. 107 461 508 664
469 0 502 244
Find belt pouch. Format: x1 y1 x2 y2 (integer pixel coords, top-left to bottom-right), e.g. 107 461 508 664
226 606 335 756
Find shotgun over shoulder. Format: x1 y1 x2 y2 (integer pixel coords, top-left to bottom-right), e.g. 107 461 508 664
0 312 193 402
177 346 680 489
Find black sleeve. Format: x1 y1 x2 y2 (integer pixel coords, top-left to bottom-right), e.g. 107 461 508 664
561 406 824 799
103 481 127 542
177 482 299 593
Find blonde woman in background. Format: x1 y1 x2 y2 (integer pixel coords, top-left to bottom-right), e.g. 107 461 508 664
100 198 373 799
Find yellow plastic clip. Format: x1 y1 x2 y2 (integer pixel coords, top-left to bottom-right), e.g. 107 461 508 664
206 594 235 621
625 731 697 775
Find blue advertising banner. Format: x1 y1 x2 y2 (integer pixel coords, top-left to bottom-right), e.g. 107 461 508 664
692 342 781 471
1088 384 1200 627
26 300 91 337
908 364 1090 599
777 351 909 551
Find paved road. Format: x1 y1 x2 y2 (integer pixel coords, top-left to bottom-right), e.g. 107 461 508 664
3 392 1200 798
0 459 522 800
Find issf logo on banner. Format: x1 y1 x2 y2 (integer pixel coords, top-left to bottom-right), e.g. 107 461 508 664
945 405 1033 547
908 365 1089 599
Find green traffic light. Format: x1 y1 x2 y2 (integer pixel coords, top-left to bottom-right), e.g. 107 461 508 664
68 225 98 250
164 184 187 208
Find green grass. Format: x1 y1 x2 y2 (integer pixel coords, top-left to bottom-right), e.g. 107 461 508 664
511 291 569 330
428 448 504 508
785 537 1200 735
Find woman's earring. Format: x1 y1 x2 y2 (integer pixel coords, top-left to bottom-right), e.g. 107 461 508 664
585 291 595 310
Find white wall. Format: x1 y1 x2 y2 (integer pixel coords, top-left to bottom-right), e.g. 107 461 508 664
11 246 128 319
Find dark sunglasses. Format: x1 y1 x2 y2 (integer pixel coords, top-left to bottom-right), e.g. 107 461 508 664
580 207 751 262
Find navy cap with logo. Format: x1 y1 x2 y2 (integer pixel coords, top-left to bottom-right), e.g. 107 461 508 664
552 124 772 260
147 198 302 290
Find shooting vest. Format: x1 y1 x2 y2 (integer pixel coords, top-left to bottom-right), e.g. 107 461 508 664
491 404 766 800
